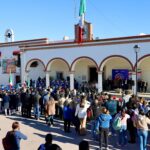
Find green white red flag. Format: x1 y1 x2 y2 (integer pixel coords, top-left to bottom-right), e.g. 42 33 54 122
9 69 13 87
78 0 86 43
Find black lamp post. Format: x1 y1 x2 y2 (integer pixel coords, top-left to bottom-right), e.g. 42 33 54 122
134 44 140 98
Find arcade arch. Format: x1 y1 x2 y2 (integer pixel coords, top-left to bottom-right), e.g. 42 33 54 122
71 57 99 84
46 58 70 80
99 55 134 91
99 55 133 80
25 59 45 81
138 55 150 92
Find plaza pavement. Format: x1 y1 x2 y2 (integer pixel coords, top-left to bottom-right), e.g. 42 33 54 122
0 114 150 150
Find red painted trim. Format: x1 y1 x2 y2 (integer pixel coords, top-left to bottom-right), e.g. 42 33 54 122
19 34 150 49
25 58 46 72
13 50 20 55
70 56 99 71
133 54 150 71
45 57 70 71
99 55 134 71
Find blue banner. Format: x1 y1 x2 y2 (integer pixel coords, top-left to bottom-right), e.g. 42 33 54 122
112 69 129 80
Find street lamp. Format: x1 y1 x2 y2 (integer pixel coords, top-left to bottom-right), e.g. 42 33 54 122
134 44 140 99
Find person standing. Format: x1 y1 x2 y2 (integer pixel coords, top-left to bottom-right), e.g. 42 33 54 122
3 122 27 150
105 95 118 135
58 94 66 120
3 92 11 116
45 97 57 126
63 100 73 133
117 109 130 146
96 107 112 150
33 91 41 120
133 109 150 150
75 95 90 135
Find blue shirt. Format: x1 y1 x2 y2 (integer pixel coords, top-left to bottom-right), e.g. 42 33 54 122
96 113 112 129
14 130 27 150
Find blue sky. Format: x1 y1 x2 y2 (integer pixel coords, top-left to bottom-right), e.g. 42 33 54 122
0 0 150 42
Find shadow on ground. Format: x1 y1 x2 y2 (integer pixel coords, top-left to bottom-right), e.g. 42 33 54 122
7 115 150 150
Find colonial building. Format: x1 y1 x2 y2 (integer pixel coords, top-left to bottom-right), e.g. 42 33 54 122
0 26 150 93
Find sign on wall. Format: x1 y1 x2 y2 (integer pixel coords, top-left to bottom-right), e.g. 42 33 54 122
2 59 16 73
112 69 129 80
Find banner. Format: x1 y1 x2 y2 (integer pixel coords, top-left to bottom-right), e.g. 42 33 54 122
2 59 16 73
112 69 129 80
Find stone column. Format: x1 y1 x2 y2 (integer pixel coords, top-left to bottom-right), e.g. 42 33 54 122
46 71 50 88
132 72 136 95
70 71 74 90
98 71 103 93
20 51 26 85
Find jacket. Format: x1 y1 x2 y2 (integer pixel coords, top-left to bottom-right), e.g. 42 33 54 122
134 115 150 131
96 113 112 129
45 100 56 116
63 106 73 120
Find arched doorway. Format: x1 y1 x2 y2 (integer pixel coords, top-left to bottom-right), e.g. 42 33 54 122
71 57 98 84
25 59 45 81
99 55 134 91
46 58 70 81
138 55 150 92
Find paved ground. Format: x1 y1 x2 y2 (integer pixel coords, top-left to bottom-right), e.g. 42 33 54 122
0 114 150 150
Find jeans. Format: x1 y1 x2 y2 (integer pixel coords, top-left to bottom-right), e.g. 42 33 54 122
91 120 99 140
137 129 148 150
34 105 40 119
118 125 128 145
47 115 54 126
99 127 109 149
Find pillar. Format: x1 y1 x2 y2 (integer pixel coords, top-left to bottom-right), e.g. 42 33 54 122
98 71 103 93
70 72 74 90
20 51 26 85
132 72 136 95
46 71 50 88
26 71 31 87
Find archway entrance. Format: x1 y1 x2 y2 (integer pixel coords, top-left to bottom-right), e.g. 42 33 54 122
71 57 98 85
100 56 133 91
138 55 150 92
25 59 45 87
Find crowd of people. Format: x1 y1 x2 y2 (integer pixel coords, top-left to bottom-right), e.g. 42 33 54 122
0 79 150 150
103 78 148 93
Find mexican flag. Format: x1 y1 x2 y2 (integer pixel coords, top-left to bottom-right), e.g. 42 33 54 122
78 0 86 43
9 70 13 87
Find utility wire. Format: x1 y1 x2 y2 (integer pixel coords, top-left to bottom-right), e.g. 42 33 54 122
88 0 127 36
74 0 78 19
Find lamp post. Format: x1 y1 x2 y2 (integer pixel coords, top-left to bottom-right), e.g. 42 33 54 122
134 44 140 99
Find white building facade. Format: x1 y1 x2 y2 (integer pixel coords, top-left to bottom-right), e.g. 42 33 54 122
0 35 150 93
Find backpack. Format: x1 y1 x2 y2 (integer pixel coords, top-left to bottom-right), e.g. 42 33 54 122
2 131 17 150
112 117 122 130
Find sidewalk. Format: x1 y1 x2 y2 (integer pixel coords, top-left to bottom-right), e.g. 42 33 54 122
0 115 150 150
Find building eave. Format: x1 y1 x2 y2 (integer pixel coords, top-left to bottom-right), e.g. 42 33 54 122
20 34 150 51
